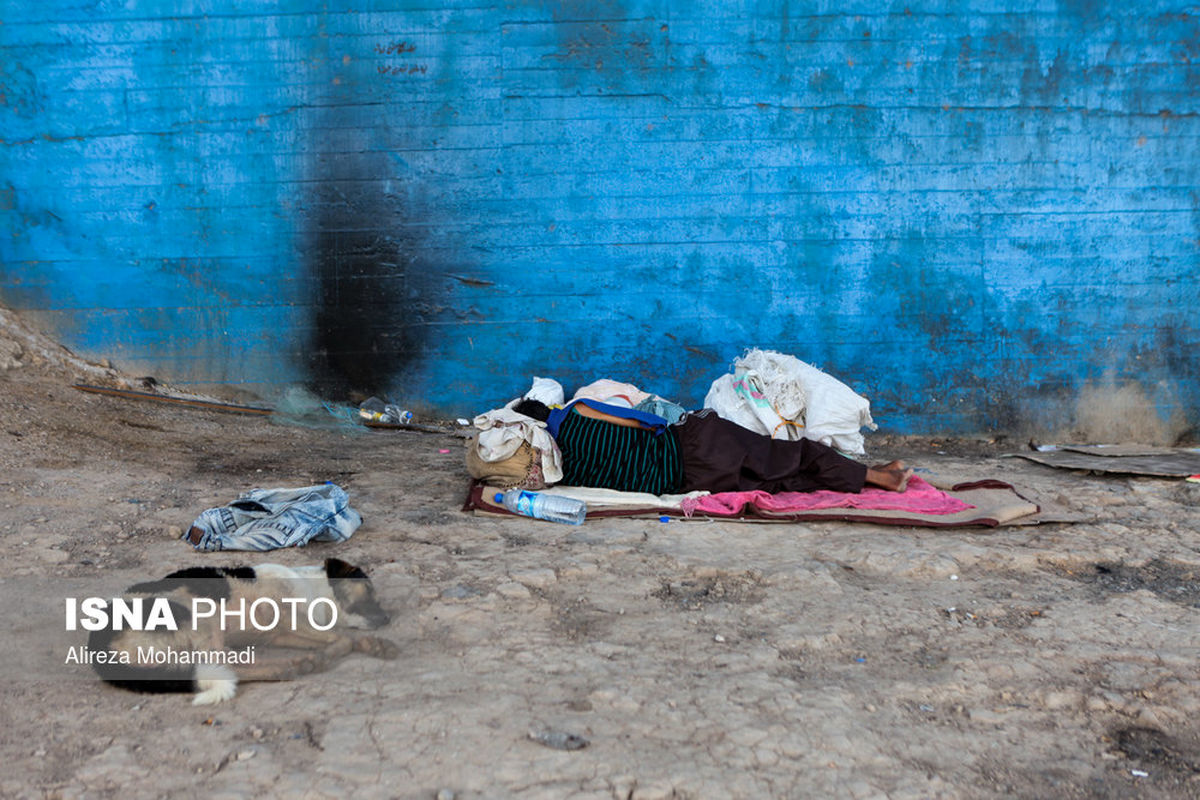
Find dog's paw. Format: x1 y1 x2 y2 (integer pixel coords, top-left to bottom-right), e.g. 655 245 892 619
292 651 327 675
193 667 238 704
354 636 400 660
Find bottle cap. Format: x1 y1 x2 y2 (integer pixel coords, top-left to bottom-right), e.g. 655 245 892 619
494 492 504 503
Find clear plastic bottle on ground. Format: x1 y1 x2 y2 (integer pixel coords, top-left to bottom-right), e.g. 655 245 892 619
383 404 413 425
494 489 587 525
358 397 387 421
359 397 413 424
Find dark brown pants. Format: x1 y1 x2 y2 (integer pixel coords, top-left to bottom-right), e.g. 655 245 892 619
673 411 867 494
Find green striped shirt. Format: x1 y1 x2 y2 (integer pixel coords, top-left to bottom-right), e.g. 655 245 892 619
556 409 683 495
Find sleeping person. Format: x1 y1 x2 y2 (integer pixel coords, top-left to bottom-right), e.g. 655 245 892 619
511 398 911 496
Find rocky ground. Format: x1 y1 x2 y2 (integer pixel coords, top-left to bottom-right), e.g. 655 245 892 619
0 311 1198 799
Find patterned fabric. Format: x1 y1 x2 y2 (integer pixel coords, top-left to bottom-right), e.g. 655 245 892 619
465 438 549 490
555 409 683 495
185 483 361 552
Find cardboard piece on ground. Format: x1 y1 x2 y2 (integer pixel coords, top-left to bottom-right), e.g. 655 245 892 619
920 471 1088 526
1060 444 1181 457
1011 447 1200 478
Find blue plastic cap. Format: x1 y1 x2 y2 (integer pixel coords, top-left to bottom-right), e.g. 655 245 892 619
494 492 504 503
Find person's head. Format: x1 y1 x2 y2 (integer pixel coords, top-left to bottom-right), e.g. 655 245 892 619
512 398 551 422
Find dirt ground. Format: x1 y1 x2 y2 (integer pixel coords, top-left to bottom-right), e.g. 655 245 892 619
1 311 1199 800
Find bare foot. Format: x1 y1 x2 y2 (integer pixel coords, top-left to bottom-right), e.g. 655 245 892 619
865 460 913 492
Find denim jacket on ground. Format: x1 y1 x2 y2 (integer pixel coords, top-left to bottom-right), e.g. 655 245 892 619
185 483 362 552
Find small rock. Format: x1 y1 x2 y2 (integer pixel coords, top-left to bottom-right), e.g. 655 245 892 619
437 790 456 800
511 568 557 589
236 748 256 761
631 782 676 800
1135 706 1166 729
494 582 532 600
0 340 24 370
713 634 726 643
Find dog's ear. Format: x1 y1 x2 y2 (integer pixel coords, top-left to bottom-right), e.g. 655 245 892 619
324 558 367 579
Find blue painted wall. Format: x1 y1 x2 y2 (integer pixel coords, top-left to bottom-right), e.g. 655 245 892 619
2 1 1198 436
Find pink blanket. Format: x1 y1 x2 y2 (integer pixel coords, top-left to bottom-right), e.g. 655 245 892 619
681 475 975 518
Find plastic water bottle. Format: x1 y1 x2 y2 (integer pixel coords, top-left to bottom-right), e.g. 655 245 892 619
494 490 587 525
383 404 413 425
359 397 387 421
359 397 413 425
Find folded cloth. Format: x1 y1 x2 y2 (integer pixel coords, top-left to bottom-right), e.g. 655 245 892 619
680 475 973 517
474 404 563 484
185 483 362 552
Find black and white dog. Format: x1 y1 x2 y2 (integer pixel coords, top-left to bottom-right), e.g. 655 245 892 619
84 559 397 704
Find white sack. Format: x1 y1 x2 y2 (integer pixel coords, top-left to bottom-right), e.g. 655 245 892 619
703 349 876 455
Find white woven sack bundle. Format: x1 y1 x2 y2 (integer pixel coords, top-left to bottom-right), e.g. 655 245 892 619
705 349 877 455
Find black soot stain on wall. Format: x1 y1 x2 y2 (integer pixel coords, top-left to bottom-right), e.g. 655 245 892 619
303 152 442 399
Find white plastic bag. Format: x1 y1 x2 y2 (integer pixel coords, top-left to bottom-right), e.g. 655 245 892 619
524 376 565 407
